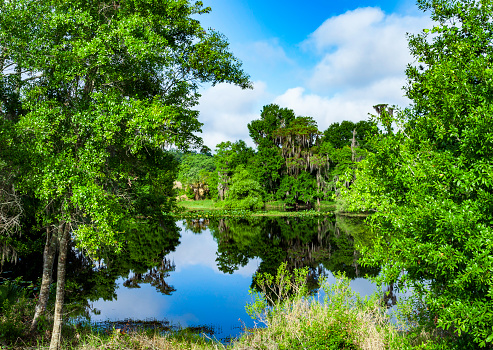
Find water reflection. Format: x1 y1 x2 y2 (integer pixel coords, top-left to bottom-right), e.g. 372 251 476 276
91 231 258 338
90 215 379 340
123 259 176 295
207 215 380 292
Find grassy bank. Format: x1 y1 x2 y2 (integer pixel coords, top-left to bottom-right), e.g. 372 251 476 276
1 266 459 350
176 199 336 215
176 199 219 211
2 279 404 350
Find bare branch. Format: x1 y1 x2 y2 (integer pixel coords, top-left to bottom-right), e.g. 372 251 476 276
0 181 23 264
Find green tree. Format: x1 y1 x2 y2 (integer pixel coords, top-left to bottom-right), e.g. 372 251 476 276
343 1 493 346
274 116 321 176
221 165 264 210
249 105 355 206
214 140 254 200
248 104 295 198
276 171 317 206
0 0 250 348
318 119 376 206
274 116 328 206
321 120 375 150
177 153 215 200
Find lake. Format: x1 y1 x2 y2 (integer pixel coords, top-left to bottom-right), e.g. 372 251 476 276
87 215 379 341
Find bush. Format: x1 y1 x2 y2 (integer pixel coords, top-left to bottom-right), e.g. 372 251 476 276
0 279 35 345
240 263 411 350
222 165 264 211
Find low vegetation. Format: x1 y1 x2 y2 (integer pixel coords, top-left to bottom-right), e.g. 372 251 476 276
176 198 336 214
1 265 466 350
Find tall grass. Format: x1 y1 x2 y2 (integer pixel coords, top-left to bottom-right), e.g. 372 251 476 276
4 266 459 349
236 263 409 350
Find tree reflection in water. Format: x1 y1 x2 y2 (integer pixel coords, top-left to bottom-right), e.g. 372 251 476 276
182 215 380 299
123 259 176 295
1 215 182 319
4 214 383 323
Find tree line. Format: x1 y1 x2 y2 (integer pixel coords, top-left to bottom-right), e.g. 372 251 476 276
176 105 375 210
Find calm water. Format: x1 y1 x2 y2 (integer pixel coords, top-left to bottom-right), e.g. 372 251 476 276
88 215 378 340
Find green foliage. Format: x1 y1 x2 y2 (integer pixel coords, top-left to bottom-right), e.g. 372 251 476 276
0 0 250 246
0 296 35 344
248 147 285 201
276 171 317 205
341 1 493 347
321 120 376 150
242 266 410 350
177 153 215 200
213 140 255 201
246 104 375 206
0 279 37 344
221 165 264 210
0 278 26 311
178 154 215 185
214 140 254 176
0 1 250 346
246 262 310 316
248 104 296 149
247 105 296 196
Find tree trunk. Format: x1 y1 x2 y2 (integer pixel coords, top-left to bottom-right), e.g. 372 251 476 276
49 224 69 350
351 129 357 162
30 227 57 333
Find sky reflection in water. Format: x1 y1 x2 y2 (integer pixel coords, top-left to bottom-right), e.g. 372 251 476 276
91 220 376 340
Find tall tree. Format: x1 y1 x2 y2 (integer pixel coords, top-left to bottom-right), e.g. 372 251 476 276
248 104 295 197
274 116 320 177
273 116 323 206
343 0 493 346
0 0 250 348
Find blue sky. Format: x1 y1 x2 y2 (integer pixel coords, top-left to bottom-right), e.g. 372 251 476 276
195 0 433 149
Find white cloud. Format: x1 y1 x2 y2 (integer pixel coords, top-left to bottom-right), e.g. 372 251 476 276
274 76 409 131
302 7 431 93
168 222 260 278
197 81 269 149
197 7 433 141
271 7 432 131
274 87 373 130
91 281 170 321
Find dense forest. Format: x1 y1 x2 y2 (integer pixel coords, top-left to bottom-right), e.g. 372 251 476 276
174 104 377 210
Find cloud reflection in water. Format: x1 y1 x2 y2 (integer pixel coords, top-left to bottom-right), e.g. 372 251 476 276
91 223 260 339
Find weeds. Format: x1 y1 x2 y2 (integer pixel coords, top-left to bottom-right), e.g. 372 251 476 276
240 263 410 350
1 266 462 349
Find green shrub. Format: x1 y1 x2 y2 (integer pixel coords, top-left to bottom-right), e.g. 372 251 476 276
222 165 264 211
0 280 35 345
0 279 25 310
241 264 411 350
